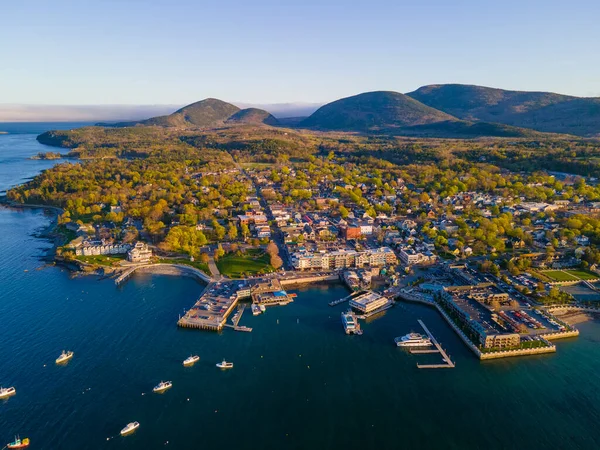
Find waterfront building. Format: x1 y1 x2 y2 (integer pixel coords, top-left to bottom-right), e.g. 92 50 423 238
349 291 388 313
74 239 131 256
292 247 396 271
127 242 152 263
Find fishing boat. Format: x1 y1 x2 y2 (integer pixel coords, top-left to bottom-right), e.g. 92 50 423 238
0 386 16 399
7 436 30 449
120 422 140 436
183 355 200 366
56 350 74 364
153 381 172 393
216 359 233 369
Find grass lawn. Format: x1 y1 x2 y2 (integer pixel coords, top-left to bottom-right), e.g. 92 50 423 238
564 269 600 280
76 254 125 266
216 250 273 278
156 258 210 275
542 270 578 282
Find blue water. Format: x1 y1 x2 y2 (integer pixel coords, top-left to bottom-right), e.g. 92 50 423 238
2 125 600 449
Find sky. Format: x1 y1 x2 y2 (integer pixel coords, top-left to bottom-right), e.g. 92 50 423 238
1 0 599 109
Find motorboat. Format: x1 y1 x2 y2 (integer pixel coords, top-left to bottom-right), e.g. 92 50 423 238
183 355 200 366
120 422 140 436
0 386 16 399
56 350 74 364
153 381 173 393
216 359 233 369
394 333 432 347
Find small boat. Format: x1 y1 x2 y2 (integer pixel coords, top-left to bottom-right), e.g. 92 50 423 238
0 386 16 399
251 304 261 316
120 422 140 436
183 355 200 366
7 436 30 449
153 381 172 393
259 304 266 313
216 359 233 369
56 350 74 364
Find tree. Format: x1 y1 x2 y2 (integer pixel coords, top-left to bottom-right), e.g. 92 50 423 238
199 252 210 264
241 223 250 240
266 241 279 256
270 254 283 270
227 223 238 241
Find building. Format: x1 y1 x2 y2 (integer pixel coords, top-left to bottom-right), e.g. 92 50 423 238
292 247 397 271
399 248 436 266
74 239 130 256
349 291 389 313
127 242 152 263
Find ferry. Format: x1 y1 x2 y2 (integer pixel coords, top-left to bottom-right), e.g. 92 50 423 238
153 381 173 393
120 422 140 436
7 436 30 449
341 310 362 335
56 350 74 364
183 355 200 366
394 333 432 347
216 359 233 369
251 304 261 316
0 386 16 399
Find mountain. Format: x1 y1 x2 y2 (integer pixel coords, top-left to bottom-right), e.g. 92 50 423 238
301 91 457 131
226 108 280 126
107 98 241 128
407 84 600 136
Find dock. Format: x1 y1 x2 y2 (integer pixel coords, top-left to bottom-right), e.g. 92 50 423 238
415 319 455 369
409 349 440 354
329 290 364 307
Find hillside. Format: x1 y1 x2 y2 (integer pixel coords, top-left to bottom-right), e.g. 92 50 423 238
108 98 241 128
226 108 280 126
407 84 600 136
300 91 457 131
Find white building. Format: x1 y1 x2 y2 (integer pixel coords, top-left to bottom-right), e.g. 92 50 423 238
349 291 389 313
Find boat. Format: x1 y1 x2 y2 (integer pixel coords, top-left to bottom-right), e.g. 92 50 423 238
251 304 261 316
55 350 74 364
183 355 200 366
153 381 172 393
394 333 432 347
120 422 140 436
259 304 266 313
216 359 233 369
341 310 362 335
7 437 30 449
0 386 16 399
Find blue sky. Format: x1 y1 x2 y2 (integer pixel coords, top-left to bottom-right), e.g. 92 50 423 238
1 0 599 105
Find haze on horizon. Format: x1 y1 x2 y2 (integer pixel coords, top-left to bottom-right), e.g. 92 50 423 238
1 0 599 121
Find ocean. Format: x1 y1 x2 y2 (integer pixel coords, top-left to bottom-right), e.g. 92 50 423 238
1 124 600 449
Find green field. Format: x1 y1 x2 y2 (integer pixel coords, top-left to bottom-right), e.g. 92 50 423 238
156 258 210 275
76 254 125 266
564 269 600 280
542 270 579 282
216 250 273 278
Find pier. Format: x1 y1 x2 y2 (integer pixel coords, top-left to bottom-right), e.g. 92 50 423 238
329 291 365 307
415 319 455 369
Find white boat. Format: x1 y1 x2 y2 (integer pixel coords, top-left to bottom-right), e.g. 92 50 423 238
394 333 432 347
251 304 261 316
183 355 200 366
153 381 172 393
216 359 233 369
259 304 266 313
0 386 16 399
55 350 74 364
341 310 362 335
120 421 140 436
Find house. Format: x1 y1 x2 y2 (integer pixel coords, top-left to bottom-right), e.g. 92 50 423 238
127 242 152 263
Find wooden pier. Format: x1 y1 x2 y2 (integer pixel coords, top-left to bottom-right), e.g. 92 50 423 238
409 349 440 354
329 290 365 307
415 319 455 369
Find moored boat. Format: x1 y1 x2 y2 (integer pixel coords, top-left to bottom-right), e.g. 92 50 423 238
183 355 200 366
216 359 233 369
259 304 266 313
251 304 261 316
56 350 74 364
120 421 140 436
7 436 30 449
394 333 432 347
153 381 172 393
0 386 16 399
341 310 362 335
